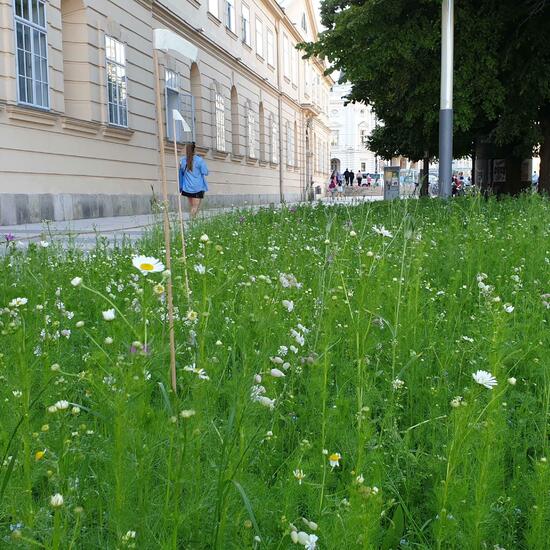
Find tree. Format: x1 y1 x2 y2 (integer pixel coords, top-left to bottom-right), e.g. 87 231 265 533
302 0 550 193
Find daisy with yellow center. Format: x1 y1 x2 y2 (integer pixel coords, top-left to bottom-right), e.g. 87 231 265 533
329 452 341 468
132 255 165 275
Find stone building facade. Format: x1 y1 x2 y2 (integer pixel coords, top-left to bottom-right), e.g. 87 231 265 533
329 80 379 177
0 0 331 224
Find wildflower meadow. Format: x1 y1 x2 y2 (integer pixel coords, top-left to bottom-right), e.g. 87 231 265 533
1 196 549 549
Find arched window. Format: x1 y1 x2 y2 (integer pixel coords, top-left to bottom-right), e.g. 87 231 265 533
190 63 202 144
231 86 240 156
212 81 226 151
246 100 256 159
259 102 265 162
270 113 278 164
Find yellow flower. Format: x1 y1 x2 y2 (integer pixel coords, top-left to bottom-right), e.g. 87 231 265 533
153 283 165 295
329 452 341 468
35 450 46 461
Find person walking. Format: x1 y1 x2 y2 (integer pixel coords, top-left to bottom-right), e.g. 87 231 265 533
349 170 355 187
343 168 350 186
328 170 338 200
356 170 363 187
179 142 209 218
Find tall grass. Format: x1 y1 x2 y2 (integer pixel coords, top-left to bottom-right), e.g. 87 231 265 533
0 195 549 548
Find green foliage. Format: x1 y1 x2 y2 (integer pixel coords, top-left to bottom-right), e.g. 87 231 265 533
0 197 550 548
302 0 550 162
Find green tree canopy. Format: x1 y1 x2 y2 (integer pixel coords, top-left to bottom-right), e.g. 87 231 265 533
302 0 550 192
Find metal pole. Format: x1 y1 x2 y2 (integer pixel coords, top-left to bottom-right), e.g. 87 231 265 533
438 0 454 198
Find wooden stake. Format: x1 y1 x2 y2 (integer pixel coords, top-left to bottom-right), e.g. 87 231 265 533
172 118 191 305
153 49 178 394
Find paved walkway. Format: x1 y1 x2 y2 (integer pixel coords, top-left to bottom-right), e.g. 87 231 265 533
0 195 384 249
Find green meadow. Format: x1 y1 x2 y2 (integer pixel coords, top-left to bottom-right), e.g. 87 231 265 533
1 196 549 549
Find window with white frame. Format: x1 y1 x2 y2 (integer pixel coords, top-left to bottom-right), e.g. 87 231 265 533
292 49 298 84
165 70 181 142
247 103 256 158
242 4 251 45
301 13 307 33
14 0 49 108
283 35 290 79
255 18 264 58
105 36 128 127
331 130 339 147
359 126 368 146
208 0 219 19
226 0 236 33
286 122 295 166
215 87 226 151
271 115 278 163
266 29 274 66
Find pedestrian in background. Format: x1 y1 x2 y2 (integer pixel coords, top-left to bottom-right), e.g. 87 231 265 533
343 168 350 186
179 142 209 218
356 170 363 186
349 170 355 186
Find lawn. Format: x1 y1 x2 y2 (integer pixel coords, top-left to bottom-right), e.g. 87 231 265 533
1 196 549 549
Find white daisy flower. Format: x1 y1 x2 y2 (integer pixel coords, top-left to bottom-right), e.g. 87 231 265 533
328 452 341 468
132 255 165 275
472 370 498 389
372 225 393 238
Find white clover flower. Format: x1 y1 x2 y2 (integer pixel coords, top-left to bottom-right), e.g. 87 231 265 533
503 304 515 314
71 406 80 415
507 377 517 386
104 337 113 345
55 400 70 411
450 396 465 408
270 368 285 378
180 409 196 418
50 493 64 507
102 309 116 321
282 299 294 312
472 370 498 389
293 469 306 484
349 230 357 237
392 378 405 390
132 255 165 275
200 234 210 242
70 277 82 287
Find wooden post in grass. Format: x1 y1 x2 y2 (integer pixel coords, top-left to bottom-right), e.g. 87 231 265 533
172 111 191 305
153 48 178 394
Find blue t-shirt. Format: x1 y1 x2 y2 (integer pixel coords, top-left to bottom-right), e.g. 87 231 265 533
179 155 209 193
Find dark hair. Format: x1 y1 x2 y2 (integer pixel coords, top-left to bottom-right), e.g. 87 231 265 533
186 142 196 171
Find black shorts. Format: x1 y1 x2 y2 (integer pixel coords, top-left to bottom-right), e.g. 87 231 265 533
181 190 205 199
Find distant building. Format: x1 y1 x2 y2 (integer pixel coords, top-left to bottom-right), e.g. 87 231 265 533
0 0 331 225
329 81 378 177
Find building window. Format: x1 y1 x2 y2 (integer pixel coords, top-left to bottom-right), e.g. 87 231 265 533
105 36 128 127
301 13 307 32
267 29 274 66
292 50 298 84
215 88 226 151
241 4 251 45
271 115 278 164
361 162 366 171
331 130 339 147
247 102 256 158
226 0 236 33
359 127 368 146
208 0 219 19
283 35 290 79
255 18 263 58
286 122 294 166
14 0 49 108
166 70 180 142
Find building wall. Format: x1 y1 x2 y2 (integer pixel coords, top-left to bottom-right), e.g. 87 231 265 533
329 81 378 177
0 0 331 225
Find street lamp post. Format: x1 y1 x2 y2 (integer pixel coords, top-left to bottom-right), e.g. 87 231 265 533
438 0 454 198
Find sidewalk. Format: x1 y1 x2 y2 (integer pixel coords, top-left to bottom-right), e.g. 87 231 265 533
0 196 383 249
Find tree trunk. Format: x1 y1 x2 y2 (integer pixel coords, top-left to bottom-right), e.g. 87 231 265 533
539 109 550 195
420 153 430 197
